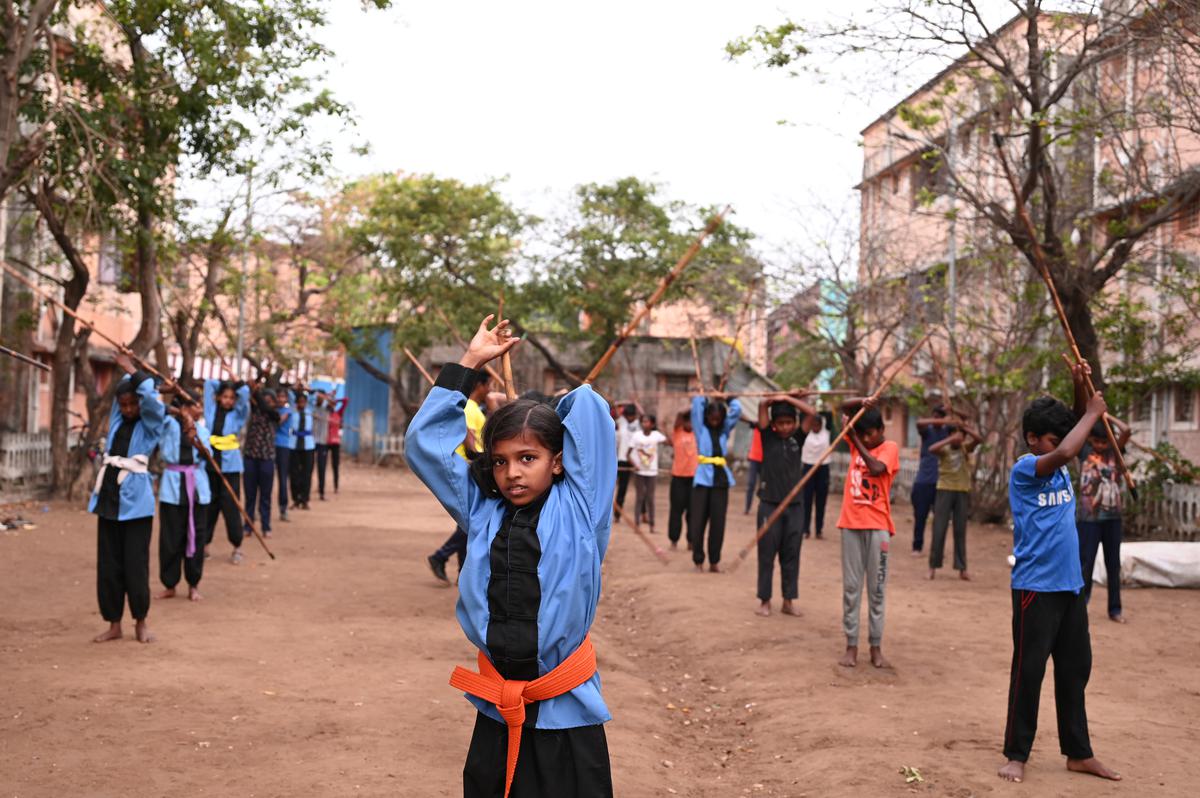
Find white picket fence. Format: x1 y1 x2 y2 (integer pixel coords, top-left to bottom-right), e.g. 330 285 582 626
0 432 53 483
1129 482 1200 542
375 433 405 463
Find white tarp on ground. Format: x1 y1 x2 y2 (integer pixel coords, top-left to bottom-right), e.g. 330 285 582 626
1094 542 1200 589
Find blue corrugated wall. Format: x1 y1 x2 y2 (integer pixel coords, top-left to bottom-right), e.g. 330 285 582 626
342 328 392 456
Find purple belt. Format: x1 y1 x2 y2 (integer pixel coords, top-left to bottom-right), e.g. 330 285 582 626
166 463 200 557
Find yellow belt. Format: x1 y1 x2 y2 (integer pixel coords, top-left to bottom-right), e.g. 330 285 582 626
698 455 727 467
210 434 240 451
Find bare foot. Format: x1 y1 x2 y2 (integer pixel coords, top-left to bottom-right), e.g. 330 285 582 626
927 568 937 580
755 601 771 617
134 620 155 644
960 569 971 581
869 646 891 669
93 623 122 643
156 587 177 600
709 563 721 573
838 645 858 668
188 586 203 602
1067 757 1121 781
1109 613 1126 624
910 549 924 558
997 759 1025 782
694 563 704 573
781 600 801 617
670 542 678 551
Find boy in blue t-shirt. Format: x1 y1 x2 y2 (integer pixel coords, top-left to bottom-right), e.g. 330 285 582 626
999 362 1120 785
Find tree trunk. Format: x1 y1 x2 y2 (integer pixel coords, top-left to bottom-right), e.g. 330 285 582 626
127 194 161 359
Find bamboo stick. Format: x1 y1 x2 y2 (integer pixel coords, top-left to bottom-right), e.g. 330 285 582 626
402 347 435 386
992 134 1136 495
717 279 757 393
611 499 670 565
0 262 276 560
498 296 517 401
0 343 50 372
689 336 706 390
728 332 933 570
584 207 730 384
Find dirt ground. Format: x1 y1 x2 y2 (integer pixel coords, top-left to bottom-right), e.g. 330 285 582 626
1 462 1197 797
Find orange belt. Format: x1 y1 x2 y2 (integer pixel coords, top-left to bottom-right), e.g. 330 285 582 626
449 635 597 798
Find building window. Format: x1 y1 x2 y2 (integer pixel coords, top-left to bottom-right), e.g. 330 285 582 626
1133 393 1153 423
1180 196 1200 233
1174 386 1196 424
661 374 690 394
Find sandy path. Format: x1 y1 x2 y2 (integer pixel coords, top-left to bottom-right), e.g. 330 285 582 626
1 463 1197 797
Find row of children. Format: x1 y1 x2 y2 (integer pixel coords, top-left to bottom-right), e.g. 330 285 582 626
89 354 347 644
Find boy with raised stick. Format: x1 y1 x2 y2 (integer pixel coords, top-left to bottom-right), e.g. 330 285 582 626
754 392 817 617
89 355 167 643
998 361 1120 784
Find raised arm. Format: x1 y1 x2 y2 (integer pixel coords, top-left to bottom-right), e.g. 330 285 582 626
1035 392 1107 477
136 374 166 443
558 384 618 546
845 425 888 476
928 431 960 455
1106 414 1132 450
724 397 742 433
203 378 218 424
404 365 481 529
1070 360 1091 420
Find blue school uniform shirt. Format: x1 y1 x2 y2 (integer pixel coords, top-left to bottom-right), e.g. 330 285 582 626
690 395 743 488
1008 453 1084 593
203 379 251 473
286 402 315 451
274 405 293 448
405 366 617 730
87 373 165 521
159 417 213 506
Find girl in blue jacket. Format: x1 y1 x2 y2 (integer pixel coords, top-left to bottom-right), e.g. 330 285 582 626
688 393 743 572
203 378 250 563
157 398 212 602
89 364 165 644
406 317 616 798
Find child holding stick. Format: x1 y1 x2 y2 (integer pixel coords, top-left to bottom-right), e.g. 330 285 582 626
835 397 899 669
668 411 697 551
157 398 211 601
406 316 616 797
799 412 831 540
998 363 1120 784
755 393 817 617
910 403 950 555
688 392 743 572
626 414 667 534
202 378 251 563
1077 417 1131 623
89 358 166 643
927 419 982 580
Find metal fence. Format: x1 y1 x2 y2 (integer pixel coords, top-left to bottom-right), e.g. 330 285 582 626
0 432 53 484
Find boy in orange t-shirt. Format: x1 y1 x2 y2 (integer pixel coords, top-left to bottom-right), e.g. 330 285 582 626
836 397 900 669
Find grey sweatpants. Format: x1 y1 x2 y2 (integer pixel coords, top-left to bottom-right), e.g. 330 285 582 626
841 529 889 647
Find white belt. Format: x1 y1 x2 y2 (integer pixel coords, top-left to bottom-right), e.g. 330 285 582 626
93 454 150 496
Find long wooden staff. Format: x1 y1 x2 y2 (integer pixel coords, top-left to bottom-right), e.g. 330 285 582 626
584 207 730 384
992 135 1136 494
728 332 932 570
498 296 518 401
0 343 50 372
701 389 852 399
611 500 670 564
1 262 276 560
402 346 435 386
717 278 757 393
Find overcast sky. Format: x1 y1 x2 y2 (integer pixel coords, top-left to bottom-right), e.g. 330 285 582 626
314 1 892 268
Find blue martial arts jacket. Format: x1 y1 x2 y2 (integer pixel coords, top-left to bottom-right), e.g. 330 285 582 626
159 417 213 506
88 373 165 520
691 394 743 488
405 365 617 729
203 379 250 473
285 400 315 451
274 404 293 448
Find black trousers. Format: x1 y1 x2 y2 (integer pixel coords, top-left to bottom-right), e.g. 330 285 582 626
316 443 329 497
291 447 314 504
930 489 968 571
329 443 341 491
97 516 152 622
688 485 729 566
1003 589 1094 763
667 475 692 544
744 460 760 513
756 500 802 601
615 461 632 509
275 446 291 512
1078 519 1122 617
464 713 612 798
205 469 244 549
910 481 937 552
433 525 468 568
160 494 206 589
242 456 275 532
800 463 829 536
